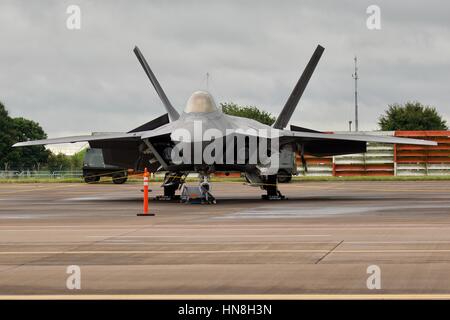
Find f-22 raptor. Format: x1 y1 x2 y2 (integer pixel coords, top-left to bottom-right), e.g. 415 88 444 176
14 45 436 201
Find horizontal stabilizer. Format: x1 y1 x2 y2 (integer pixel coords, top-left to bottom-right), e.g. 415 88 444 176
290 124 323 133
128 113 169 133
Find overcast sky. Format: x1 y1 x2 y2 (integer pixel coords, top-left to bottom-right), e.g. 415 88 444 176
1 0 449 140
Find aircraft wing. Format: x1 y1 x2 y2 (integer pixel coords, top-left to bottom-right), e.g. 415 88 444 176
282 130 437 145
278 130 437 157
13 132 142 147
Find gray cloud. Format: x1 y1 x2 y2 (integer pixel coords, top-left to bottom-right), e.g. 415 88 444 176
1 0 449 138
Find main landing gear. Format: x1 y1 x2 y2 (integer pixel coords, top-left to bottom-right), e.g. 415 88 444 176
155 172 186 201
261 174 285 200
156 172 285 202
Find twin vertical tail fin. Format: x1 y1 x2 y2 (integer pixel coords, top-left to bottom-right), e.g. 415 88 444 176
133 44 323 126
133 46 180 121
272 45 324 130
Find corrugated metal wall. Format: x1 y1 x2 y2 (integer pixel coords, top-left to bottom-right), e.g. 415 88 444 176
296 131 450 176
395 131 450 176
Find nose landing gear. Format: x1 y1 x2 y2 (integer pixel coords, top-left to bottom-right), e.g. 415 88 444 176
181 175 216 204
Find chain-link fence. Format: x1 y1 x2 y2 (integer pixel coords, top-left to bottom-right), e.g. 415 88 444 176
0 170 83 179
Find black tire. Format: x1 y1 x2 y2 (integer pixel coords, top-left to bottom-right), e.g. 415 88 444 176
112 172 128 184
84 175 100 183
264 175 278 195
164 184 178 197
277 169 292 183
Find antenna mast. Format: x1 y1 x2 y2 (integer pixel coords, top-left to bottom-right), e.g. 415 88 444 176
352 56 359 132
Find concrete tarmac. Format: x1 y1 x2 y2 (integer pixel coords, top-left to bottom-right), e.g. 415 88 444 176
1 181 450 296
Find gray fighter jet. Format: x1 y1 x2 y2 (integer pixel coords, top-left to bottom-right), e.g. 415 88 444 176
14 45 437 200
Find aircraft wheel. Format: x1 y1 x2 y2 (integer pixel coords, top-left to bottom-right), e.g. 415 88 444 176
84 175 100 183
164 184 178 197
277 169 292 183
112 172 128 184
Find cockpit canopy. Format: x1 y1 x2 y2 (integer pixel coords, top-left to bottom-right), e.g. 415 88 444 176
184 91 218 113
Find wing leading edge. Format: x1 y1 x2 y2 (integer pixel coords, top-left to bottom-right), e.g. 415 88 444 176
13 132 142 147
282 130 437 146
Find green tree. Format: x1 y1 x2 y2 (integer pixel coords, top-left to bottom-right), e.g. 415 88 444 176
70 149 86 169
8 117 50 170
46 149 86 172
0 101 50 170
0 102 14 170
220 102 276 126
378 101 448 131
47 153 72 171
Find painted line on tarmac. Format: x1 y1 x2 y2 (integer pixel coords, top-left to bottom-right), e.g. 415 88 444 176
0 241 336 245
4 248 450 255
86 234 331 238
290 184 450 193
4 224 450 233
346 240 450 244
0 225 430 229
0 225 148 228
1 223 450 229
0 229 137 232
0 249 330 255
0 184 82 195
4 240 450 246
1 294 450 300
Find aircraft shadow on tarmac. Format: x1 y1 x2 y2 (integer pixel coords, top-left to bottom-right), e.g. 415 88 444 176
75 196 414 205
